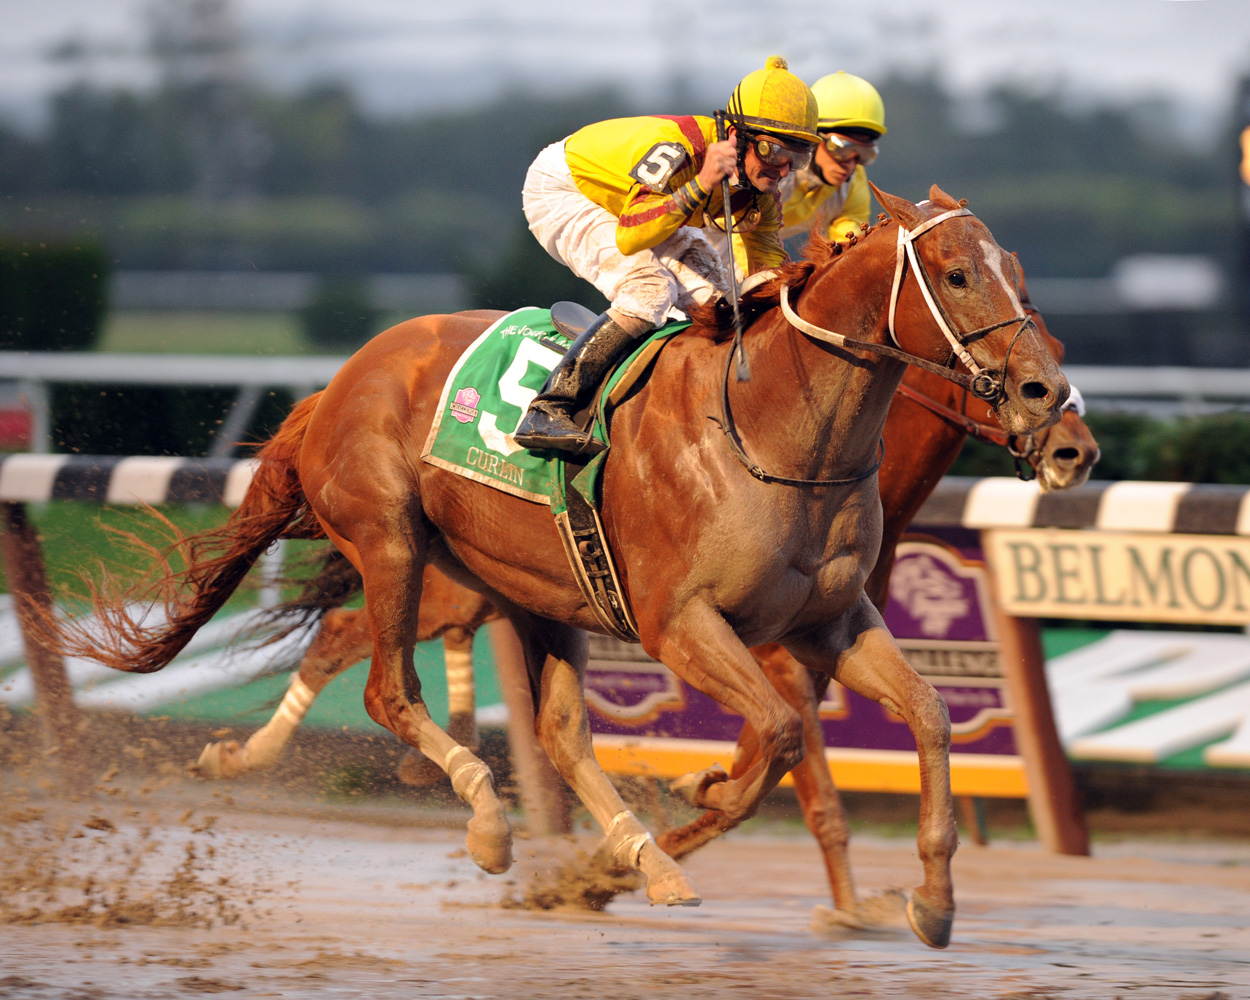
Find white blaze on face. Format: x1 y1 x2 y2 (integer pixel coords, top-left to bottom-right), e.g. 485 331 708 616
978 239 1024 314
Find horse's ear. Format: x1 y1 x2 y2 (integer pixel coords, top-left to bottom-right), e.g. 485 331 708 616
869 182 925 229
927 185 962 209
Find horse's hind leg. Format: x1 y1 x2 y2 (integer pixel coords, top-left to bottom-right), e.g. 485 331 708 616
355 524 511 875
789 597 957 949
510 612 700 906
194 607 372 779
396 626 480 787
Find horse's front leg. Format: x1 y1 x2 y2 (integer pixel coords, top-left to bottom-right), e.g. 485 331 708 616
788 596 957 950
653 604 805 823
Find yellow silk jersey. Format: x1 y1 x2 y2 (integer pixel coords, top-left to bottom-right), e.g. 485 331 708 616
779 162 871 243
562 114 786 272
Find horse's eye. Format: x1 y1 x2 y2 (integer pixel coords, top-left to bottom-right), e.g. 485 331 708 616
948 270 967 288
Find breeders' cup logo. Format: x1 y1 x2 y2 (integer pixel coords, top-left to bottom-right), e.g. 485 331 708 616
450 386 481 424
890 553 972 638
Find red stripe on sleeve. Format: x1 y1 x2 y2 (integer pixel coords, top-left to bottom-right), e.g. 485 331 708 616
652 115 707 162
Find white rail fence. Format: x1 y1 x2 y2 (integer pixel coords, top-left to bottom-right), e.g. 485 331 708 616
3 352 1250 457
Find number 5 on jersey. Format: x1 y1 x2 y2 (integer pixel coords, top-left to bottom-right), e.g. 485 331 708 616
630 142 689 193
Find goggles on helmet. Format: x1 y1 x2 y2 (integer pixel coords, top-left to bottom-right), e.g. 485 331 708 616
822 131 879 166
749 133 814 170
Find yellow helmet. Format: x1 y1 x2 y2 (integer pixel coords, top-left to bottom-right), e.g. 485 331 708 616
726 55 820 146
810 71 887 136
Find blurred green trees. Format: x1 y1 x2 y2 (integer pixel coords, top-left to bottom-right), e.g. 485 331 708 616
0 76 1236 281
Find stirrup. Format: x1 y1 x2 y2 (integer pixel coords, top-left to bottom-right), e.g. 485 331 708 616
514 407 605 457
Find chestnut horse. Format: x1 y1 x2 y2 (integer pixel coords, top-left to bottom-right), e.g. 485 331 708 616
193 276 1098 797
60 186 1067 949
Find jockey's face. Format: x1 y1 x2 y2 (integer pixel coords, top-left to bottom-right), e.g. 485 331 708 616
813 128 881 187
741 134 809 195
813 142 857 186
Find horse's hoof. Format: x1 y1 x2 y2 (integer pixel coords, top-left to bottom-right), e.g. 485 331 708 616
190 740 241 780
395 748 446 788
466 816 513 875
906 889 954 949
645 872 701 907
669 764 729 809
637 841 701 907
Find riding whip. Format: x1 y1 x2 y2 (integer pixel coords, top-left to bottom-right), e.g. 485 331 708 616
714 110 750 382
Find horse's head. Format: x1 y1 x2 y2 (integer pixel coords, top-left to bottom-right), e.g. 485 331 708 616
1012 262 1101 490
871 184 1069 437
1019 407 1101 491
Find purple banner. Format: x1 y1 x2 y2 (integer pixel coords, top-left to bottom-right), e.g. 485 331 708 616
586 529 1018 758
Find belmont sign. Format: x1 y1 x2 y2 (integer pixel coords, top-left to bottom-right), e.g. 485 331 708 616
985 529 1250 625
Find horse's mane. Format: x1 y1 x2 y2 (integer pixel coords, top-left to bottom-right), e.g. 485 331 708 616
687 216 894 340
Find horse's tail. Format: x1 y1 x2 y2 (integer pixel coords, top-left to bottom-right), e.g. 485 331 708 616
253 543 364 650
55 392 328 673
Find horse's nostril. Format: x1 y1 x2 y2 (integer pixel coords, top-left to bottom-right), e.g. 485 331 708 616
1021 381 1049 401
1051 447 1080 465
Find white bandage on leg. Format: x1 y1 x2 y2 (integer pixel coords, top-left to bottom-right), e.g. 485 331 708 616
606 809 655 868
445 647 476 717
614 832 655 869
445 744 489 802
274 675 316 726
606 809 634 840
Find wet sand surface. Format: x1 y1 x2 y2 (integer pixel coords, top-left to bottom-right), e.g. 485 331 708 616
2 794 1247 1000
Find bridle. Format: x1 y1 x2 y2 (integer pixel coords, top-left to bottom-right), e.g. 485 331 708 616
713 205 1037 487
780 207 1036 405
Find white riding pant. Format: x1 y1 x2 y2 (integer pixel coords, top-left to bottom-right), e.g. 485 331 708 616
522 140 730 328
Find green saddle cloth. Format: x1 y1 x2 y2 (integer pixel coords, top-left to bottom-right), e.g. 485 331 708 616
420 307 688 510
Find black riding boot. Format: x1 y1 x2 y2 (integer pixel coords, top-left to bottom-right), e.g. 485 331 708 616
513 313 640 456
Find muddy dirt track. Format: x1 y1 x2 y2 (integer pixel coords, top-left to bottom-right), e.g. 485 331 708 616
2 784 1248 1000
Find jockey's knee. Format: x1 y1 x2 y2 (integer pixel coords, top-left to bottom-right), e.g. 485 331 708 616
610 268 680 329
605 308 653 338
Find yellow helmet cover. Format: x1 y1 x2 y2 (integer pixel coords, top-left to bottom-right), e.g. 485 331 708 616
727 55 820 145
810 71 887 135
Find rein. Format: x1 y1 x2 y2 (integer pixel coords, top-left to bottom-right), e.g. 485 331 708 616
712 205 1034 488
894 381 1040 482
710 354 885 486
894 383 1011 448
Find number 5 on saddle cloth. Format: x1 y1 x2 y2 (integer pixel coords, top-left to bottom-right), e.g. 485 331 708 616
421 303 687 642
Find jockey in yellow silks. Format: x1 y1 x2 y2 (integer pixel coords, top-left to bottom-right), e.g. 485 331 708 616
727 71 887 279
514 56 819 457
